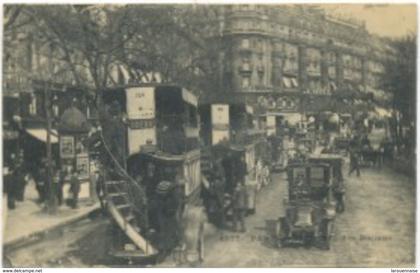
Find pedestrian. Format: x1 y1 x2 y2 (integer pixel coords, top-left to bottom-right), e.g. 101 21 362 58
35 165 47 203
180 202 207 266
348 147 361 177
235 154 247 187
4 166 15 210
14 156 26 202
361 134 371 150
334 187 346 213
96 169 106 211
256 159 263 189
57 169 66 206
49 169 60 212
155 180 180 260
232 181 247 232
174 171 187 240
69 169 81 209
209 160 226 228
262 163 270 186
88 166 98 205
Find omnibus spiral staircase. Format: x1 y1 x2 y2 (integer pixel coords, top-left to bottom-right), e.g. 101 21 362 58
91 129 157 258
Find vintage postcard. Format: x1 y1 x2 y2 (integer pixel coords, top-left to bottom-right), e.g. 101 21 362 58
2 2 417 269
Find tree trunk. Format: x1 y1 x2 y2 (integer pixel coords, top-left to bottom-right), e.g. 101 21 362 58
45 85 57 214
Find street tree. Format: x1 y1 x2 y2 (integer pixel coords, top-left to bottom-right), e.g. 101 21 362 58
4 4 223 214
380 34 416 144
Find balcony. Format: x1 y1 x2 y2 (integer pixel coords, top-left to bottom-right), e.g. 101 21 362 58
307 66 321 77
238 63 252 73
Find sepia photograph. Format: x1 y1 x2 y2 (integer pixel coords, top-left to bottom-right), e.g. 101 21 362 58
1 2 417 269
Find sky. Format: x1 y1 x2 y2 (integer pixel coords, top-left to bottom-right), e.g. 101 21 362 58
320 4 417 38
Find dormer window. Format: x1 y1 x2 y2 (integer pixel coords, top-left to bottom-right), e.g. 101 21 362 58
242 76 250 88
241 38 250 49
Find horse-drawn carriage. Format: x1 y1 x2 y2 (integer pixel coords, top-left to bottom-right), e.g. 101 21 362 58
333 136 350 155
268 163 336 249
198 97 263 228
201 141 259 228
268 135 286 172
359 133 386 168
296 137 316 154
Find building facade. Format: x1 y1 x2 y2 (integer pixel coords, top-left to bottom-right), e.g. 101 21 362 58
3 5 396 125
219 5 395 118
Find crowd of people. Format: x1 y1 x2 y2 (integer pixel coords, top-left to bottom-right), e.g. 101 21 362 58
2 152 104 212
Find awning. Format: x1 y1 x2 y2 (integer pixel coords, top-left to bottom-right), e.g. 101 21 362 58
330 82 337 91
141 72 162 83
375 106 392 118
119 65 131 83
110 64 131 84
282 77 292 88
26 129 59 143
283 113 302 126
3 129 19 140
245 105 254 114
182 89 198 107
365 85 375 93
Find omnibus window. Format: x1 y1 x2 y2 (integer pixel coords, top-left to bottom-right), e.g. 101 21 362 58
293 168 306 179
187 104 198 127
310 167 325 180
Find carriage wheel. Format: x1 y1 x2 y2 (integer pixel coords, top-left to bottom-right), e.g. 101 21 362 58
277 219 288 248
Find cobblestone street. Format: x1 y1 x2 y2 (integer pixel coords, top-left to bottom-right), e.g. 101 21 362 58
202 164 415 267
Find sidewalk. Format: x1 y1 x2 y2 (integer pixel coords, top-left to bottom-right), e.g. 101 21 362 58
3 180 100 248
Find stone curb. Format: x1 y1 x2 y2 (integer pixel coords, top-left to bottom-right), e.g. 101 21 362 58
4 204 100 252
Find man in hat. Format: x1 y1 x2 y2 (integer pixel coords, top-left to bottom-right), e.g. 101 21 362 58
96 168 106 211
232 180 247 232
4 165 15 210
174 170 187 241
349 145 361 177
57 169 66 206
34 161 47 204
180 200 207 266
69 169 81 209
14 152 27 202
155 180 180 259
209 159 226 228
